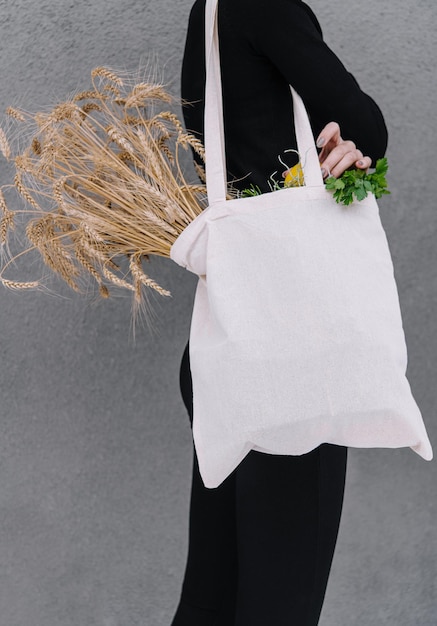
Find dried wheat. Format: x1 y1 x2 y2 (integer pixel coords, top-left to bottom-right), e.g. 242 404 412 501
1 211 14 243
125 83 172 108
75 244 102 285
1 278 40 290
102 84 121 97
73 91 102 102
0 189 8 214
31 138 42 155
14 173 40 209
102 265 134 291
0 127 11 159
0 66 207 313
99 284 110 298
106 125 134 153
82 102 102 114
6 107 25 122
49 102 82 123
194 161 207 183
157 111 184 133
14 154 34 174
177 132 205 159
91 67 123 86
129 254 171 297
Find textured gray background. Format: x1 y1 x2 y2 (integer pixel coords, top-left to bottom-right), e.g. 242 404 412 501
0 1 436 625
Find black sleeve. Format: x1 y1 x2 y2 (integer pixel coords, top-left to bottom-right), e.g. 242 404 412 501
252 0 388 163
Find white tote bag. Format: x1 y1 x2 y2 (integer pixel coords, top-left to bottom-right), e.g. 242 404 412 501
171 0 433 488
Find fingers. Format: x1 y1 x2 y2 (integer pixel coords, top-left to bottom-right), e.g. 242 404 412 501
321 152 372 179
320 141 372 179
316 122 372 178
316 122 341 150
317 122 341 163
319 140 358 178
355 156 372 172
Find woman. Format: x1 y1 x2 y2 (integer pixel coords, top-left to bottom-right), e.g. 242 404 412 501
172 1 388 624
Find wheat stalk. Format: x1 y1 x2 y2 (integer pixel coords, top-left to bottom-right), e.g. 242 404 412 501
102 84 121 97
124 83 172 108
129 254 171 297
82 102 102 114
0 127 11 159
73 91 103 102
1 210 14 243
1 278 40 290
0 188 8 214
6 107 26 122
14 172 40 209
91 67 123 85
31 138 42 155
0 66 208 312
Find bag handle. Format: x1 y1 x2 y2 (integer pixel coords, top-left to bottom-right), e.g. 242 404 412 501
204 0 324 205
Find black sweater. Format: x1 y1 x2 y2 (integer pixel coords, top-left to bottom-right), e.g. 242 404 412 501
181 0 388 193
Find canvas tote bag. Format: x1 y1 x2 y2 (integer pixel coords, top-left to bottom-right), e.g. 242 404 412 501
171 0 433 488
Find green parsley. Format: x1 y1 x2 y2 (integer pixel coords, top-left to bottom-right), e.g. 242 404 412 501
237 157 390 206
325 157 390 206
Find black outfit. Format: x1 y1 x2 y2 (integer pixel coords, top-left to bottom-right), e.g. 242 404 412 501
172 1 388 624
180 0 387 192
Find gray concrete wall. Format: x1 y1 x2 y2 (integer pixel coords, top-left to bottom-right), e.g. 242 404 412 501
0 1 435 624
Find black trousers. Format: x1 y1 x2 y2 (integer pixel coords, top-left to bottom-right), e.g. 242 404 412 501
171 341 348 626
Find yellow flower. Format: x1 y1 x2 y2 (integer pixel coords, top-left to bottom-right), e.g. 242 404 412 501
284 162 304 187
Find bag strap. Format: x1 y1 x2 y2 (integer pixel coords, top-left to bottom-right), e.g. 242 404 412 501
204 0 324 205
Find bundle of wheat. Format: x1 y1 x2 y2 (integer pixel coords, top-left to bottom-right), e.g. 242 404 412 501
0 66 208 304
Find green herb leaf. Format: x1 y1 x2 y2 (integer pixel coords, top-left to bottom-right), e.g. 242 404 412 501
238 158 390 207
325 158 390 206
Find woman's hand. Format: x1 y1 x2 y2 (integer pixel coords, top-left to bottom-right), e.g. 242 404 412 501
316 122 372 179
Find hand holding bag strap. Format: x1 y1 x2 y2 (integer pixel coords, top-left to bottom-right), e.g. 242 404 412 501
204 0 324 206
